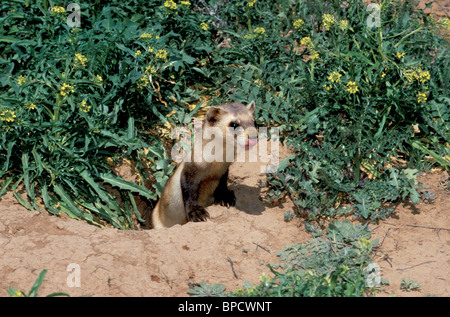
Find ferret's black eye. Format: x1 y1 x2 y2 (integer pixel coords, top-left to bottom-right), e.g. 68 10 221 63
229 122 239 129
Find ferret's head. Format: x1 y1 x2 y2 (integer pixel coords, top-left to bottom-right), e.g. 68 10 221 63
205 101 258 153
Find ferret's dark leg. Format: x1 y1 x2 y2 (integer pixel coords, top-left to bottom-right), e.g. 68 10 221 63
213 169 236 207
181 166 210 222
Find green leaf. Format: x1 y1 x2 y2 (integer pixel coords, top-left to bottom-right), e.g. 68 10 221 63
99 173 156 200
53 183 93 222
27 270 47 297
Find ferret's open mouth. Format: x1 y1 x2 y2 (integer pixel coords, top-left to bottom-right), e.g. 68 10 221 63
245 138 257 150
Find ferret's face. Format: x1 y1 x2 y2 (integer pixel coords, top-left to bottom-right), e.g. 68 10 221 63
205 101 258 152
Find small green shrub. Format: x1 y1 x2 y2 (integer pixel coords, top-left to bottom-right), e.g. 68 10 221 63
400 278 421 292
231 220 379 297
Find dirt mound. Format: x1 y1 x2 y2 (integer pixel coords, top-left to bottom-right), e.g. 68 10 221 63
0 141 448 296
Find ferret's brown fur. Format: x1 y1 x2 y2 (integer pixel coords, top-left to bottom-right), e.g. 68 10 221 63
151 101 257 228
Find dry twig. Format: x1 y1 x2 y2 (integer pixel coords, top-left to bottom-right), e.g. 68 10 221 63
227 256 238 279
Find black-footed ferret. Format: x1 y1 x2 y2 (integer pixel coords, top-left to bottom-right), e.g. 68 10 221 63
151 101 257 228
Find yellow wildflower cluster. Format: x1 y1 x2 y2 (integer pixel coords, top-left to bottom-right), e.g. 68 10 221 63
310 50 319 60
254 27 265 35
346 81 359 94
140 33 153 40
94 74 103 86
155 48 169 61
338 19 349 31
293 18 304 30
0 109 16 123
135 50 142 57
438 17 450 29
323 84 332 91
180 1 191 7
328 71 342 83
137 76 149 90
200 22 209 31
164 0 177 10
26 102 37 110
396 51 405 59
74 53 88 67
51 6 65 14
60 83 74 96
18 75 27 86
300 36 312 47
416 91 428 103
248 0 256 7
322 14 335 31
145 65 157 75
403 67 431 83
80 100 91 113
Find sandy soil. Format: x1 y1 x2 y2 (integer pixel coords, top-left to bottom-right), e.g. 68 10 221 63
0 139 448 297
0 0 449 298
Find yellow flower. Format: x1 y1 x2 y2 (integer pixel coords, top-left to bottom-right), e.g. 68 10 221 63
310 50 319 60
200 22 209 31
137 76 149 90
381 72 386 78
145 65 157 75
346 81 359 94
438 17 450 30
155 48 168 61
60 83 74 96
254 27 265 35
293 18 305 30
147 46 155 53
17 75 27 86
322 13 335 31
340 265 350 274
396 51 405 59
26 103 36 110
339 20 349 31
323 84 332 91
135 50 142 57
140 33 153 40
417 69 430 83
0 109 16 123
50 6 65 14
80 100 91 113
403 67 430 83
74 53 88 67
328 71 342 83
248 0 256 7
416 91 427 103
300 36 312 47
94 74 103 85
180 1 191 7
164 0 177 10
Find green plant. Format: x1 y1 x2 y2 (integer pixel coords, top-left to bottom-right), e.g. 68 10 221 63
0 0 215 228
400 278 421 292
212 0 449 224
187 282 226 297
7 269 69 297
230 220 379 297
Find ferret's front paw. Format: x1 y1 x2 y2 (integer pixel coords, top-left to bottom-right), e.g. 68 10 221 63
214 189 236 207
187 206 210 222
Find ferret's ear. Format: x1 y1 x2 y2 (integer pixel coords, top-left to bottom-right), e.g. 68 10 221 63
246 100 255 116
206 106 223 124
